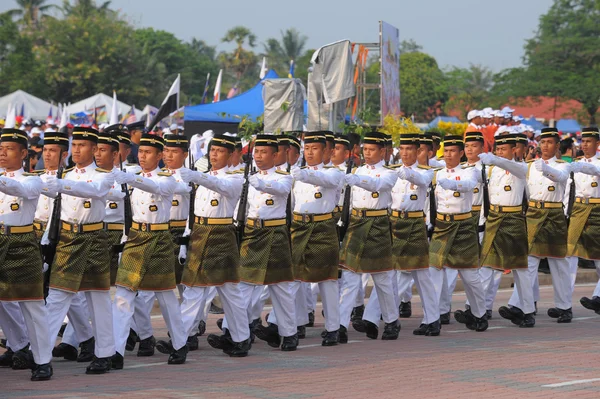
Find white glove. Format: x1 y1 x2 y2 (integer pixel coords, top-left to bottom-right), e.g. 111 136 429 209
478 153 495 165
118 252 122 266
45 178 61 194
248 174 263 190
42 263 49 273
437 178 458 191
178 245 187 265
344 174 360 186
396 167 408 180
569 162 584 173
114 170 135 185
178 168 198 184
101 170 117 183
534 159 544 172
290 167 305 181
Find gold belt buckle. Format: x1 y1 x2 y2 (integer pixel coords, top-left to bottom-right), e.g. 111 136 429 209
302 214 311 223
73 223 79 233
199 217 205 225
446 214 452 221
141 223 148 231
536 202 541 209
0 225 5 235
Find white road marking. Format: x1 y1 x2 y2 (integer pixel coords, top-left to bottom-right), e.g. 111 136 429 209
297 340 361 349
542 378 600 388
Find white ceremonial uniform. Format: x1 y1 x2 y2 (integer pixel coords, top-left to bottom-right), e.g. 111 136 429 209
45 163 116 359
179 166 251 344
567 156 600 296
112 168 188 357
480 155 535 314
0 169 52 365
509 157 572 311
339 161 399 328
429 164 488 319
363 162 440 325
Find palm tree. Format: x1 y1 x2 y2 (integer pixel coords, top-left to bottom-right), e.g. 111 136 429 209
222 26 256 59
220 26 258 83
4 0 57 29
62 0 113 19
279 28 307 62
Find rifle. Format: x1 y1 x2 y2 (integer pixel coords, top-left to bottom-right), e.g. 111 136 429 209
44 152 65 297
119 155 133 237
338 158 354 241
566 171 576 226
187 152 197 233
236 142 254 245
481 165 490 219
428 182 437 239
285 163 292 227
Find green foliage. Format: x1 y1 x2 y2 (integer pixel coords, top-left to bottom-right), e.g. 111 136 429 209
262 28 308 78
218 26 258 93
443 64 494 119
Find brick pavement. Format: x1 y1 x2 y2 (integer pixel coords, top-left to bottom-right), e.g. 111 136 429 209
3 283 600 399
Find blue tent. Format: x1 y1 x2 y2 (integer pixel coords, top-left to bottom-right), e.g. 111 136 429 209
521 117 545 130
556 118 581 134
184 70 279 123
427 116 461 128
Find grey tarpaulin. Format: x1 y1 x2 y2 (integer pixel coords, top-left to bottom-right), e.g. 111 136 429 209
262 78 305 133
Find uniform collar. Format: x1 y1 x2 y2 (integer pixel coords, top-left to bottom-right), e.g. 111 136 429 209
306 163 324 171
467 159 481 167
75 162 96 174
258 166 276 176
4 168 24 178
404 161 418 169
583 155 598 162
446 163 460 173
168 166 185 175
210 166 228 176
542 156 556 164
142 167 161 178
45 169 58 176
276 162 288 171
365 160 384 170
335 161 347 169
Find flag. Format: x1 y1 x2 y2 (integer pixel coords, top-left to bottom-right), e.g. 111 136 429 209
59 104 69 129
4 104 16 129
19 104 24 117
227 83 238 99
109 91 119 125
148 74 180 131
260 57 267 79
46 106 53 124
200 73 210 104
121 105 137 124
288 60 295 78
213 69 223 103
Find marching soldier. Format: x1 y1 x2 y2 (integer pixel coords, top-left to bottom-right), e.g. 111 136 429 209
565 127 600 313
177 133 251 357
288 135 301 166
44 126 116 374
339 131 400 341
275 135 290 171
111 134 189 367
288 132 344 345
478 135 536 327
507 127 573 322
428 135 488 332
0 128 53 380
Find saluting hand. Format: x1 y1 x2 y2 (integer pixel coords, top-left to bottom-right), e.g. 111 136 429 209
534 159 544 172
290 166 305 181
178 168 198 184
44 178 61 194
478 153 495 165
569 162 584 173
396 167 408 180
344 174 360 186
437 178 458 191
248 174 263 190
114 170 134 185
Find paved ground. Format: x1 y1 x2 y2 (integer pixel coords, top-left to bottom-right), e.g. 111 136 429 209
4 282 600 399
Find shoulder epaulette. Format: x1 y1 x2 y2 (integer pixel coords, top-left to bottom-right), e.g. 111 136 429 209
555 159 567 163
95 168 111 173
300 166 308 169
275 170 290 175
526 159 535 163
351 167 358 174
0 172 4 176
417 165 432 170
384 164 402 170
61 167 74 178
31 170 45 175
323 165 336 169
235 169 245 174
22 172 38 176
225 171 236 175
160 167 168 171
576 156 583 161
157 171 172 177
461 164 475 169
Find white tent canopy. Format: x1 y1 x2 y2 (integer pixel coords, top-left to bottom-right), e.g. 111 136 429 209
0 90 58 121
68 93 143 120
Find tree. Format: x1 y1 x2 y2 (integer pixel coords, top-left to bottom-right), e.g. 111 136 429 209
443 64 494 118
514 0 600 124
399 39 422 54
219 26 258 91
263 28 308 77
3 0 57 29
62 0 113 18
399 52 448 121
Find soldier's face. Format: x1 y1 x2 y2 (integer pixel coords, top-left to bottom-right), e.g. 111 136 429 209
138 146 162 171
71 140 96 166
274 145 289 166
515 143 526 160
209 145 231 170
287 147 300 166
464 141 483 162
581 137 598 158
94 144 117 170
230 148 242 166
443 146 464 168
539 138 559 160
323 142 334 164
118 143 131 165
304 142 324 166
0 142 27 171
331 144 349 166
399 144 418 166
43 144 67 170
418 144 432 165
362 144 385 165
253 146 277 170
495 144 516 160
163 147 187 170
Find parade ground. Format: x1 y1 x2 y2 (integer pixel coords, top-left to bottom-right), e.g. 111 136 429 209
3 282 600 399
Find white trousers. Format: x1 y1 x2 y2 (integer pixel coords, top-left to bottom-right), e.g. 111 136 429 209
0 300 52 365
132 291 156 340
465 267 503 311
201 287 218 321
46 289 114 358
61 292 94 348
365 269 439 325
397 272 414 303
305 282 319 313
567 256 579 293
180 283 249 343
113 287 186 356
430 267 486 319
339 270 398 328
247 285 270 322
0 301 27 350
436 268 459 314
509 256 572 310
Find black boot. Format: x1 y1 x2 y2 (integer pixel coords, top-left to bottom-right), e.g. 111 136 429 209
454 309 474 325
197 320 206 336
297 325 306 339
0 348 13 367
322 330 339 346
350 305 365 322
399 301 412 318
77 337 95 363
137 336 156 356
281 334 299 351
155 339 174 355
338 325 348 344
519 313 535 328
580 296 600 312
470 316 488 332
364 320 379 339
228 338 251 357
85 356 112 374
207 330 233 352
110 352 124 370
52 342 78 361
31 363 53 381
425 320 441 336
254 323 281 348
167 345 188 365
381 320 401 340
125 328 138 351
440 312 451 325
12 346 34 370
216 318 223 331
548 307 573 323
352 319 367 333
186 335 199 351
498 305 525 326
307 311 315 327
485 310 493 320
412 323 428 335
